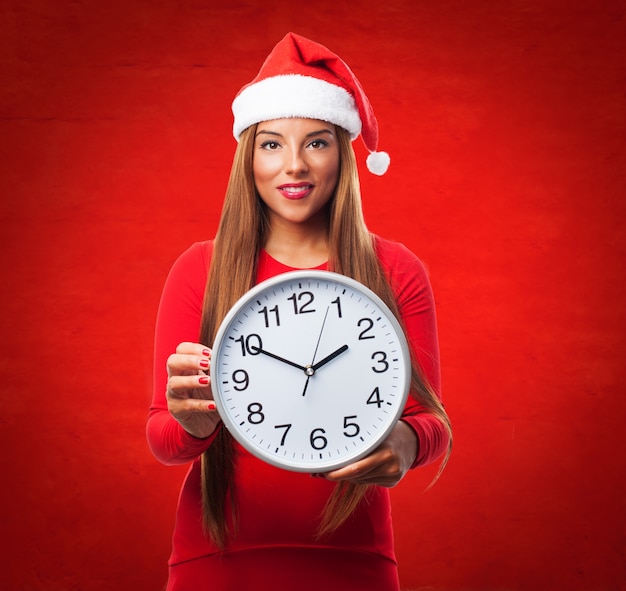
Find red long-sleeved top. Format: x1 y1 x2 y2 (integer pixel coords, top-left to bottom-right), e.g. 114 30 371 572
147 236 449 591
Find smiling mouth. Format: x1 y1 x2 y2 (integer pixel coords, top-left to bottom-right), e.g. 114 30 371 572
278 184 314 198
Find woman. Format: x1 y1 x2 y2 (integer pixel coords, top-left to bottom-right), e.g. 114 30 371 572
147 32 451 591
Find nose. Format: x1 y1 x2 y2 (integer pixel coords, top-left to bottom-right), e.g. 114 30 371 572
285 148 309 175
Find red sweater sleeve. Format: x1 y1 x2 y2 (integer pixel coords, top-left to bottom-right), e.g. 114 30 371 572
375 237 450 468
146 241 220 465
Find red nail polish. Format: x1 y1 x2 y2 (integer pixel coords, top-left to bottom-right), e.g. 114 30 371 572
199 358 210 368
198 376 210 385
202 348 211 357
207 402 216 411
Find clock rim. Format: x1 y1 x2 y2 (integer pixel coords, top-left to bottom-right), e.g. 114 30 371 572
210 270 412 473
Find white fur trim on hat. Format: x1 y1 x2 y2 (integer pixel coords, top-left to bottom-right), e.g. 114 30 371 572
232 74 362 140
366 151 391 175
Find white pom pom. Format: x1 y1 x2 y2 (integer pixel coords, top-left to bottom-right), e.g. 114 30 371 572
366 151 390 175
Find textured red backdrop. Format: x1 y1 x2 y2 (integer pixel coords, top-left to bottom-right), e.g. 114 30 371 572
1 1 625 590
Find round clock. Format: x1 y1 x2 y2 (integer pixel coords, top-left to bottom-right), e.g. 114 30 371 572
210 270 411 473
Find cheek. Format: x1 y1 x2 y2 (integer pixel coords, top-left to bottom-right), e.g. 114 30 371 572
252 160 264 186
326 161 340 191
313 152 340 187
252 157 271 187
253 154 282 185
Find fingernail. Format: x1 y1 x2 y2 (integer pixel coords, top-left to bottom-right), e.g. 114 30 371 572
199 358 210 369
207 402 216 411
198 376 210 385
202 348 211 357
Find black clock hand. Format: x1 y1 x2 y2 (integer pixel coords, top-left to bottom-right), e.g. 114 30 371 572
300 345 348 397
250 346 307 372
311 344 349 371
301 375 311 397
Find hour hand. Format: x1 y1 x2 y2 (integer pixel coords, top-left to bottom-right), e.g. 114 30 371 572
302 345 349 396
250 346 307 372
311 344 349 371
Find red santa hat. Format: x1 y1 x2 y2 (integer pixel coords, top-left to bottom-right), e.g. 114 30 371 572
232 32 390 175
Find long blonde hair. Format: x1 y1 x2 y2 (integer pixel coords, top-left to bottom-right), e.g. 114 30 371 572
198 124 451 548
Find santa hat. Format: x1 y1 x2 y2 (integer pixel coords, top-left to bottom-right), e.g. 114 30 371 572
232 32 390 175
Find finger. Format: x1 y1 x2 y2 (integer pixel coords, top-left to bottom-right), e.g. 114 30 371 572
168 396 220 415
166 374 213 398
324 466 400 487
175 342 212 357
324 455 380 482
324 441 404 481
167 352 211 376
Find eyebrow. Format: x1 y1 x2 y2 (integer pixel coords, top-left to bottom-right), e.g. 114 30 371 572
255 128 335 139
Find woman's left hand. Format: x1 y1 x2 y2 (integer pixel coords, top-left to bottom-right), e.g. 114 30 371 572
321 420 418 487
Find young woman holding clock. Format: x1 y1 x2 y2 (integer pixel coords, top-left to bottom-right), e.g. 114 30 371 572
147 33 452 591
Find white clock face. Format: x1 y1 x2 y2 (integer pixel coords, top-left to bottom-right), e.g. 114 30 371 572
211 270 411 472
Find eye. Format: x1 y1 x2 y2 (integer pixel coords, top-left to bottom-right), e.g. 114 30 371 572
308 139 329 149
259 140 281 151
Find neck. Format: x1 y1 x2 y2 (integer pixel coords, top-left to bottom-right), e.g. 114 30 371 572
263 218 329 269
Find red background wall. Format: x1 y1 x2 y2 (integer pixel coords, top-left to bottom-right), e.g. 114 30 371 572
1 1 624 590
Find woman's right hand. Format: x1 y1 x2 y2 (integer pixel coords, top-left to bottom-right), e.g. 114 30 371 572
166 342 221 439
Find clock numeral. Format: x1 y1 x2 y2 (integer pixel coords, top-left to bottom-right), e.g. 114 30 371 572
247 402 265 424
258 304 280 328
310 428 328 450
366 387 384 408
343 415 361 438
232 369 250 391
233 334 262 356
288 291 316 314
331 296 342 318
357 317 375 340
371 351 389 373
274 423 292 446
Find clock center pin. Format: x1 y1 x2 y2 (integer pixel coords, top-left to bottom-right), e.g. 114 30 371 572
305 366 315 376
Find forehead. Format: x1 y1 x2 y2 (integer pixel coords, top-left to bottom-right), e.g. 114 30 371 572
255 118 336 135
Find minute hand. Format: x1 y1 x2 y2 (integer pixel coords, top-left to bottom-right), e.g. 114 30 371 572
252 347 307 371
311 344 349 371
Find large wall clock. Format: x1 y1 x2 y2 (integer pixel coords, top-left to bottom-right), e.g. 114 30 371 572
210 270 411 472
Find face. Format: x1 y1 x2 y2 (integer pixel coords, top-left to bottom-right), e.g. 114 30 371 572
252 118 340 229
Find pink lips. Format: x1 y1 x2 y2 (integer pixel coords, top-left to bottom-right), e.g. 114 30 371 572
277 182 314 200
